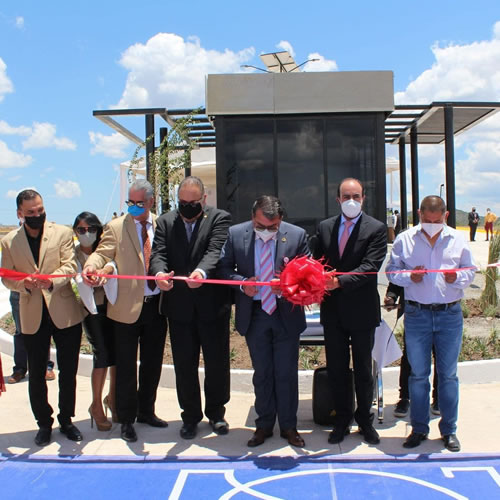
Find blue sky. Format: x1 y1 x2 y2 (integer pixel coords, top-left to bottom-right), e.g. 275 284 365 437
1 1 499 224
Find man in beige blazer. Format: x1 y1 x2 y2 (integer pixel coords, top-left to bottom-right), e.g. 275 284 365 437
1 189 85 446
83 179 167 443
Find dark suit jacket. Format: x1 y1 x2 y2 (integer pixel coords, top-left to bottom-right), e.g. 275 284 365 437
149 205 231 323
217 220 309 337
314 213 387 331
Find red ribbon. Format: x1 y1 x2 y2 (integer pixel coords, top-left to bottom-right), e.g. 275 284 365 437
0 257 484 308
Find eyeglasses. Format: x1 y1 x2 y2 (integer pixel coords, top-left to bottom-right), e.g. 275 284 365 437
75 226 98 235
179 197 203 208
126 200 146 208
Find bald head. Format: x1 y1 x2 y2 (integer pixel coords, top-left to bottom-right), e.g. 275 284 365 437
420 196 446 214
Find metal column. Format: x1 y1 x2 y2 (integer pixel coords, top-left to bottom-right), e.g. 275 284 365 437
145 114 155 181
398 138 408 230
410 126 419 225
444 104 456 228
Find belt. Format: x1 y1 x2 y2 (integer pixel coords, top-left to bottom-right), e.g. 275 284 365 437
406 300 460 311
143 295 159 303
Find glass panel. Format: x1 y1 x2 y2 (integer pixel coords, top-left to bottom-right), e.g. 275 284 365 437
326 116 377 217
220 119 274 223
276 119 325 221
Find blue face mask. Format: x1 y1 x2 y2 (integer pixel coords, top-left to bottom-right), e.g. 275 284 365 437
128 205 145 217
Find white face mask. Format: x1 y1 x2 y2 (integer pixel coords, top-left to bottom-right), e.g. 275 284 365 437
254 228 277 243
77 232 97 247
421 223 444 238
341 199 362 219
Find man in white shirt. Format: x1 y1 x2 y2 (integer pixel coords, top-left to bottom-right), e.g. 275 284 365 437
386 195 475 452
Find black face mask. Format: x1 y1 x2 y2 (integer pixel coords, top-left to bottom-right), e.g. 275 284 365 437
24 212 46 230
178 202 202 220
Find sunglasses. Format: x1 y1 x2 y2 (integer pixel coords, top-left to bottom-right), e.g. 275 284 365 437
75 227 98 235
126 200 146 208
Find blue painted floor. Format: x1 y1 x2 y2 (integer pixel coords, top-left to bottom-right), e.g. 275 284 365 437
1 453 499 499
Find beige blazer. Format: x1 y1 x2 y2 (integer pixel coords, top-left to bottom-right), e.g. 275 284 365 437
85 213 157 324
1 222 85 334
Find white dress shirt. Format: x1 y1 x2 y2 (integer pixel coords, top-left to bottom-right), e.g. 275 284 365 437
386 224 476 304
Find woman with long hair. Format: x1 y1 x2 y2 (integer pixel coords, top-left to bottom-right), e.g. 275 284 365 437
73 212 117 431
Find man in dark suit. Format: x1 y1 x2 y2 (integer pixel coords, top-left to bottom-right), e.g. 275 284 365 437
314 178 387 445
150 176 232 440
217 195 309 448
467 207 479 242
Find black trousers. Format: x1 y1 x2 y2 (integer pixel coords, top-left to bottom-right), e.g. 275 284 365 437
469 224 478 241
113 296 167 424
324 322 375 428
22 307 82 429
169 310 230 425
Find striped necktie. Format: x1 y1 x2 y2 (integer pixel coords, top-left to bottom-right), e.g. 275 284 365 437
260 239 277 315
140 220 156 291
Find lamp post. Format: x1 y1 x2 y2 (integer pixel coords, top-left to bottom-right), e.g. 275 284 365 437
439 183 445 198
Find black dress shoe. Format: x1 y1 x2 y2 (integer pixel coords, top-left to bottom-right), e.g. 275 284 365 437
442 434 461 452
180 423 197 440
35 427 52 446
403 431 428 448
209 419 229 435
60 423 83 441
137 414 168 428
280 428 305 447
121 423 138 442
247 428 273 447
359 424 380 445
328 426 350 444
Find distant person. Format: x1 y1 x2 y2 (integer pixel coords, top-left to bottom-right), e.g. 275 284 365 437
394 210 401 237
484 208 497 241
387 210 396 243
112 212 118 219
1 189 85 447
468 207 479 242
387 195 475 452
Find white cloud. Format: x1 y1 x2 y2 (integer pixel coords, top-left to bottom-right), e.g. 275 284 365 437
6 186 37 199
8 175 21 182
392 20 500 215
0 140 32 168
0 120 31 136
0 57 14 102
116 33 255 108
22 122 76 151
89 131 131 158
276 41 296 58
303 52 338 72
15 17 24 29
54 179 81 199
40 166 55 178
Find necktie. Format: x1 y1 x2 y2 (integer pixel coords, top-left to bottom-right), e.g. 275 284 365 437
140 220 156 291
260 239 277 315
339 220 353 257
186 222 194 242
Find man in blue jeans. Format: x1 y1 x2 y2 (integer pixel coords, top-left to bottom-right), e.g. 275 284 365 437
387 195 475 452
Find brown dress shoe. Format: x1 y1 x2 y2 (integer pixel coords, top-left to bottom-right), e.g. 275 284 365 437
45 369 56 381
8 372 26 384
280 428 305 447
247 428 273 447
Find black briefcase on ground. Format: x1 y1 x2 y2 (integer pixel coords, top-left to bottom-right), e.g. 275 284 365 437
312 367 355 426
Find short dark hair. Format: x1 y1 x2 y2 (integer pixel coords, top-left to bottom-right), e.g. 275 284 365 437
252 195 284 219
178 176 205 196
394 210 399 214
337 178 365 197
73 212 104 252
420 195 446 214
16 189 42 209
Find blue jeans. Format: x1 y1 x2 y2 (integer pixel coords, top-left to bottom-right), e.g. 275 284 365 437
404 301 463 435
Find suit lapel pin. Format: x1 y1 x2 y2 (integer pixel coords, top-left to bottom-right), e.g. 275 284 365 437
281 237 287 242
204 214 207 218
283 256 289 264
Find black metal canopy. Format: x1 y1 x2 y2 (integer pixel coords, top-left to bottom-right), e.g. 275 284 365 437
385 102 500 144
